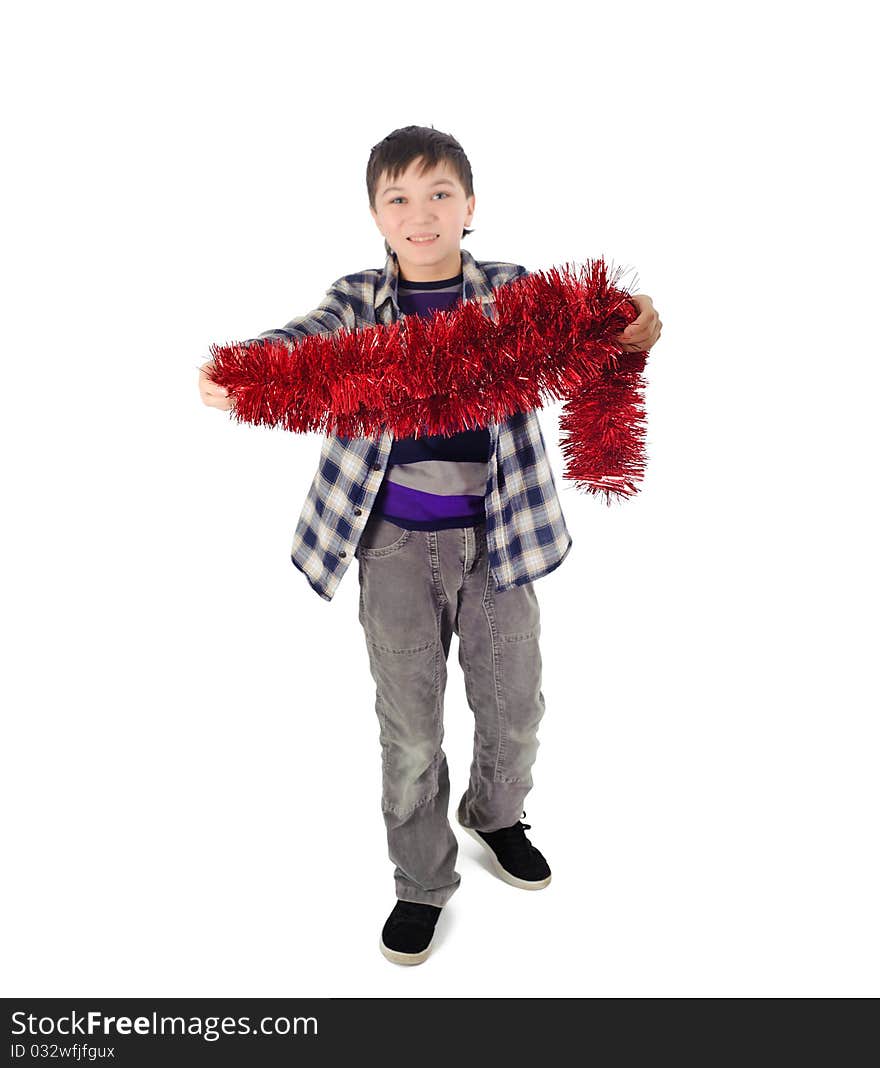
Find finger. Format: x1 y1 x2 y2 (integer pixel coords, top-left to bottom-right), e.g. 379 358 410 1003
626 312 659 341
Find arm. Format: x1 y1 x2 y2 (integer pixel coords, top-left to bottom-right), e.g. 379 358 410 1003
248 276 357 345
201 277 358 410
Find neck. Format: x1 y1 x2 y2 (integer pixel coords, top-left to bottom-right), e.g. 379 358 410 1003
397 248 463 283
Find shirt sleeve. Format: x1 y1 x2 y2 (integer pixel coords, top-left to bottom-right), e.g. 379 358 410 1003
247 276 357 344
497 264 531 288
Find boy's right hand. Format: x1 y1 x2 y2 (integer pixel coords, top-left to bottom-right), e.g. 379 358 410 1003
199 361 234 411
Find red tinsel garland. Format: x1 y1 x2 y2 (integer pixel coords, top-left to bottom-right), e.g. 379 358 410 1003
207 259 651 502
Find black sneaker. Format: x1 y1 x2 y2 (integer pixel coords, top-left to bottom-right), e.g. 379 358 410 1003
458 810 552 890
380 900 444 965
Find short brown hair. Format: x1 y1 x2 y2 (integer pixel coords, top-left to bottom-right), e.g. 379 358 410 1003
367 125 475 256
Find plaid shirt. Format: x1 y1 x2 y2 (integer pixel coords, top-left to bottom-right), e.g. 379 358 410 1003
255 247 573 602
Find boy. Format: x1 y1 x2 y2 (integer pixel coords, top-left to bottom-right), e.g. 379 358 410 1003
199 125 662 966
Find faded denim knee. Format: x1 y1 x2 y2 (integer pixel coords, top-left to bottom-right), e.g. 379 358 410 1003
371 643 444 817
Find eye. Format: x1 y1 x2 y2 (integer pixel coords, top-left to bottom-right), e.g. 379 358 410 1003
389 192 449 204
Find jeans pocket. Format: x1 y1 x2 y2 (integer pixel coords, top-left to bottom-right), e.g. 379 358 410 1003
487 574 542 642
356 515 412 558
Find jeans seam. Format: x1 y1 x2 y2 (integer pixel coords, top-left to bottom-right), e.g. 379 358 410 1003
383 778 440 818
427 531 449 608
482 567 509 781
434 602 443 729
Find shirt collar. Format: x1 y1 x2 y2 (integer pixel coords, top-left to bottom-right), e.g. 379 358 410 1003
374 246 495 319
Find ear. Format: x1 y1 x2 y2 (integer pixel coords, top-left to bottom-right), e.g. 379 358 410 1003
465 194 476 227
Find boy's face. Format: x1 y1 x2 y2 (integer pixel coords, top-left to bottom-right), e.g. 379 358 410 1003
370 157 475 282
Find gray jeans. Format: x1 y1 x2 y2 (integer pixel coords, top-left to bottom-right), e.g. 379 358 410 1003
356 514 547 906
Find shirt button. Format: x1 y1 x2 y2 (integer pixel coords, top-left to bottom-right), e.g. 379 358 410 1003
338 550 347 558
354 508 362 516
372 463 381 470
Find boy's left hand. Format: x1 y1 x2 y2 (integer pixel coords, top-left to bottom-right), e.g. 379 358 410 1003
614 294 662 353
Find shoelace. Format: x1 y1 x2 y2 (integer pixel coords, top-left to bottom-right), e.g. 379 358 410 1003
484 810 537 861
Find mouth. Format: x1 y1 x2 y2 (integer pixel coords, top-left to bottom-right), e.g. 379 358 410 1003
407 234 439 244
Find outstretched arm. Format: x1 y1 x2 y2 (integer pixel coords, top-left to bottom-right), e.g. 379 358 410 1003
200 277 358 411
249 277 357 345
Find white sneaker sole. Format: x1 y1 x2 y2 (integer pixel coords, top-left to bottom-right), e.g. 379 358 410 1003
458 819 552 890
380 937 434 965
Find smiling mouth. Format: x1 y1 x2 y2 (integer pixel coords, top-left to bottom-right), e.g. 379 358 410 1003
407 234 439 243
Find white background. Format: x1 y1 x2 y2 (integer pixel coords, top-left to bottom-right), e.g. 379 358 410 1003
3 0 877 998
